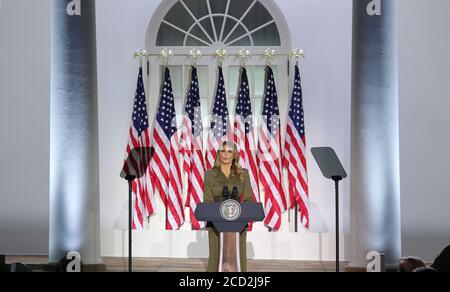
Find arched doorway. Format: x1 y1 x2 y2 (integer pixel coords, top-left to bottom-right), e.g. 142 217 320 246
144 0 293 232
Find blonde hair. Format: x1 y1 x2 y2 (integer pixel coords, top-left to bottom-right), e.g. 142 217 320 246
214 141 243 180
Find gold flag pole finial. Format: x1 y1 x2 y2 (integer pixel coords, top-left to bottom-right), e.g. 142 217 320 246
160 48 174 66
264 48 276 66
214 48 228 67
238 49 252 67
133 49 147 67
189 49 202 66
291 48 306 66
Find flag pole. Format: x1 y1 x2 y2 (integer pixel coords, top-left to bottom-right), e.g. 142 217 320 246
126 176 135 272
124 49 148 273
262 49 278 233
265 49 274 233
289 49 306 233
160 48 174 231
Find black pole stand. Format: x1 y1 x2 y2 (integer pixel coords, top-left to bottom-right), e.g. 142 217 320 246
294 204 298 233
125 175 136 273
121 147 153 274
332 176 342 273
311 147 347 273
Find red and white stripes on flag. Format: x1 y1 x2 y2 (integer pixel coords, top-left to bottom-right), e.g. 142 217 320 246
122 67 154 230
181 67 206 230
234 67 260 204
283 65 310 228
206 67 231 170
150 67 184 230
258 66 287 231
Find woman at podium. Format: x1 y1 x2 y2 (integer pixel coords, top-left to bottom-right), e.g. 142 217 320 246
204 141 253 272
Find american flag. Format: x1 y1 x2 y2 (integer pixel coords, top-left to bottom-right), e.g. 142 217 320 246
234 67 260 204
181 67 205 230
283 65 309 228
206 67 231 169
258 66 287 231
122 67 154 230
150 67 184 230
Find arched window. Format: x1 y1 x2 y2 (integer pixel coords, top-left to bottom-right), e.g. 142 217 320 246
155 0 281 47
145 0 292 231
148 0 290 50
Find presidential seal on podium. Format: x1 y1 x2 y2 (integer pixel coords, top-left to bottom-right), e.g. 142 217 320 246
219 200 241 221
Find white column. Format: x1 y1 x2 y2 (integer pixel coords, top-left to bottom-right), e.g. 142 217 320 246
350 0 401 267
49 0 101 264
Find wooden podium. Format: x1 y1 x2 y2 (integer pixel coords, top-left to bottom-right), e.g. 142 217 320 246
195 202 265 272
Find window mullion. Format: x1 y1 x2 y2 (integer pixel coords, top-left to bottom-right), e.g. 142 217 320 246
226 20 275 46
219 0 231 42
223 0 258 44
162 20 211 46
179 0 215 44
206 0 218 42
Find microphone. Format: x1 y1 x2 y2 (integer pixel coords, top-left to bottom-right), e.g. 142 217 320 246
222 186 230 200
231 187 238 200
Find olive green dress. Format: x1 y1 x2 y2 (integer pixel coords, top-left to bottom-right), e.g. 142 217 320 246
204 167 253 272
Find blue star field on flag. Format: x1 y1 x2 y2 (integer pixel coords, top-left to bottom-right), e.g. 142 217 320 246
262 66 280 136
133 67 149 135
289 65 305 137
156 67 177 139
236 67 253 134
184 67 203 137
210 67 229 138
